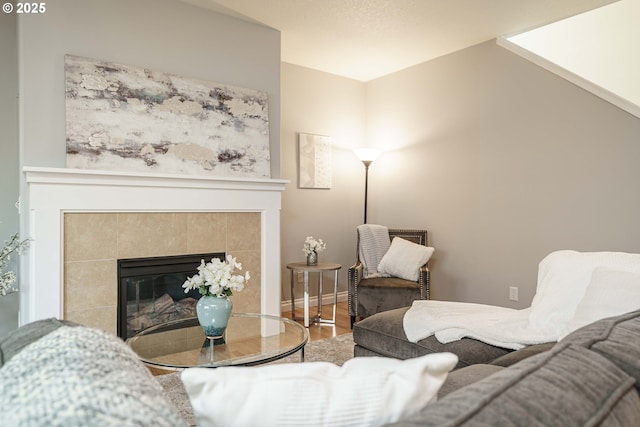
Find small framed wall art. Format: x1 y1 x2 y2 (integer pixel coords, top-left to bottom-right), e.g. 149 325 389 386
298 133 332 189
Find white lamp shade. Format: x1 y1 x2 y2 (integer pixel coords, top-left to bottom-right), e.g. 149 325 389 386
354 148 383 162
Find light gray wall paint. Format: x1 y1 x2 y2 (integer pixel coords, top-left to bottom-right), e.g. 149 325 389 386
365 40 640 308
12 1 640 317
0 12 20 338
280 63 366 301
12 0 280 332
18 0 281 176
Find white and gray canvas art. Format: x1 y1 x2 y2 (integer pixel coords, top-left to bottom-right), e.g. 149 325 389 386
65 55 270 178
298 133 332 189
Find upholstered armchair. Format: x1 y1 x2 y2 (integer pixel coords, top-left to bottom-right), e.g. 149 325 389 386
348 228 431 327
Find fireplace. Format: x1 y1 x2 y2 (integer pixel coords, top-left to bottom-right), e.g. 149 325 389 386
21 167 288 331
117 252 224 340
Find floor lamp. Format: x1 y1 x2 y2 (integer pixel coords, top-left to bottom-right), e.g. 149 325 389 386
354 148 382 224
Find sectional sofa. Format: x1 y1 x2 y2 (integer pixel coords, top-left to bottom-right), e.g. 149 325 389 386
356 308 640 425
0 318 189 426
2 310 640 426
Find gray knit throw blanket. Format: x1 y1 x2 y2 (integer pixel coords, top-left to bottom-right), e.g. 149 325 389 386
357 224 391 278
0 325 186 427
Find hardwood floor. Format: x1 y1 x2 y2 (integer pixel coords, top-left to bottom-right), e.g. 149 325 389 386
281 301 351 341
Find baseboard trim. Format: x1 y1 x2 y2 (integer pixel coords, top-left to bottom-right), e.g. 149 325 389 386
280 291 348 312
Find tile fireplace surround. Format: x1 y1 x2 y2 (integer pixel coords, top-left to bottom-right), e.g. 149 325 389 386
21 167 288 334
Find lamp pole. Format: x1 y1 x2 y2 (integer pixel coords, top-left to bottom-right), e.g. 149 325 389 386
362 160 372 224
354 148 382 225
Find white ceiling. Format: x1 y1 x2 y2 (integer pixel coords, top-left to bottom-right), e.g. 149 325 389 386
502 0 640 112
179 0 618 81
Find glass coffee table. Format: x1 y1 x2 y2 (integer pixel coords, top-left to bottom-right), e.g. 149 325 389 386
127 313 308 370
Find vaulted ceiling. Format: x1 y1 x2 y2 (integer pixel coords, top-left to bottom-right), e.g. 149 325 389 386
180 0 618 81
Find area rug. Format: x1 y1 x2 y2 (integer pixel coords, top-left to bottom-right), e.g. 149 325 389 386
276 332 354 365
156 333 354 426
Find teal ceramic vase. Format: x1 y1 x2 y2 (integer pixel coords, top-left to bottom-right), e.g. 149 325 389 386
196 295 233 342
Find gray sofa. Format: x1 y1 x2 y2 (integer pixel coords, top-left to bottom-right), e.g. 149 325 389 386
3 310 640 426
0 318 189 426
355 308 640 426
353 307 546 368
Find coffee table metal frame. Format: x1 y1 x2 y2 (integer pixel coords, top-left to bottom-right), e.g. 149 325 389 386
127 312 309 370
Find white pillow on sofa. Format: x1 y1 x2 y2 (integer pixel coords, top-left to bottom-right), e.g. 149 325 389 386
377 237 434 282
181 352 458 427
528 250 640 334
559 268 640 340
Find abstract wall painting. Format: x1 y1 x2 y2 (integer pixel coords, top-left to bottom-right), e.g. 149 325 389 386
64 55 271 178
298 133 332 189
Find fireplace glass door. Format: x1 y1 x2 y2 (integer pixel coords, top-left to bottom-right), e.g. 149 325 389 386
117 252 224 340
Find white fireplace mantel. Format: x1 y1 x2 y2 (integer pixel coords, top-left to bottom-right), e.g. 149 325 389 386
20 166 288 326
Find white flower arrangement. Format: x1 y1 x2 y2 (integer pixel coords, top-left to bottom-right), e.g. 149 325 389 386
1 232 30 297
303 236 326 256
182 254 250 298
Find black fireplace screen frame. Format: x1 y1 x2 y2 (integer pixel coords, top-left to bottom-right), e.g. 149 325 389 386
117 252 225 340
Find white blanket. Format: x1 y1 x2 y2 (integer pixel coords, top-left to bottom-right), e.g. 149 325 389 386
403 300 558 350
528 250 640 333
403 250 640 350
357 224 391 278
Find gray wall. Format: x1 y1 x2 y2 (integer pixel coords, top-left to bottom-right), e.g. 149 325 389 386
11 0 281 333
0 12 20 337
18 0 281 175
365 40 640 308
280 63 366 301
11 1 640 320
280 40 640 310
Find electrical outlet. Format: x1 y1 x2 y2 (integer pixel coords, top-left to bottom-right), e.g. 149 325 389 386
297 272 304 283
509 286 519 301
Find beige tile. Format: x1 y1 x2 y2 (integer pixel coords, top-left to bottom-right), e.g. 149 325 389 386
63 211 264 335
65 306 117 336
64 260 117 312
227 212 261 252
117 213 188 258
229 250 261 314
64 213 117 262
231 286 261 314
185 212 227 253
65 259 116 290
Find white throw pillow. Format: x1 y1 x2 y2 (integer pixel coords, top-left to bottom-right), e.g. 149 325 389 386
181 352 458 427
528 250 640 335
377 237 434 282
559 268 640 340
